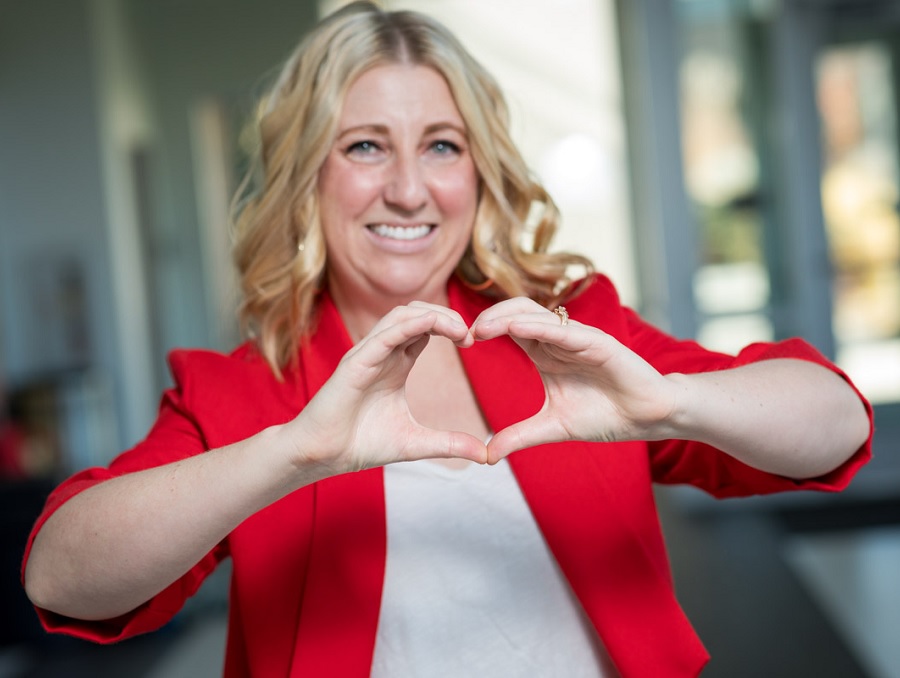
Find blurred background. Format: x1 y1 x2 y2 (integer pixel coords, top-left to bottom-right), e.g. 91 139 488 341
1 0 899 676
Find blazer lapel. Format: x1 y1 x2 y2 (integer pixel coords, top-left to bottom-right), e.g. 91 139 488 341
288 294 388 677
450 280 708 677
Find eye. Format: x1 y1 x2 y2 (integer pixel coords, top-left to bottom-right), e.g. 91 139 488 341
345 140 383 157
430 140 461 155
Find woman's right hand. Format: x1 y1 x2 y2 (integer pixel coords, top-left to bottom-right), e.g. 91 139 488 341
24 302 487 622
284 302 488 477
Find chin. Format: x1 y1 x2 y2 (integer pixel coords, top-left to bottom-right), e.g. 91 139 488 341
372 270 451 302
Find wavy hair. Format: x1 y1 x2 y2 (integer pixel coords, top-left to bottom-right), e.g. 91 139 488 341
232 1 593 375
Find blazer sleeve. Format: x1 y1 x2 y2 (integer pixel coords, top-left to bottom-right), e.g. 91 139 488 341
21 373 228 643
623 305 874 498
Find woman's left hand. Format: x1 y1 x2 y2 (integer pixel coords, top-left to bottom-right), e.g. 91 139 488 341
471 297 680 463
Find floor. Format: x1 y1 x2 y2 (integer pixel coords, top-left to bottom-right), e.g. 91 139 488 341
785 526 900 678
2 488 898 677
0 590 229 678
657 488 900 678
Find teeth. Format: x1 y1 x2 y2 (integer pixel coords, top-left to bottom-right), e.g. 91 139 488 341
370 224 432 240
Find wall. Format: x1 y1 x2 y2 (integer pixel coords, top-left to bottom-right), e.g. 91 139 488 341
0 0 123 465
120 0 320 369
0 0 319 459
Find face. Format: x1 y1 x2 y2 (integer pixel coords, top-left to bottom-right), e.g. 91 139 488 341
317 63 479 315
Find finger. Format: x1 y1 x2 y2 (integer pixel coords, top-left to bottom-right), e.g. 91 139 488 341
470 297 546 331
472 311 559 341
474 310 585 345
367 304 467 340
407 300 466 325
353 309 469 364
408 301 474 347
501 319 595 351
402 307 472 345
472 298 578 341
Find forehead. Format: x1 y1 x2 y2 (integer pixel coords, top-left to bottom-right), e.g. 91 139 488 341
338 63 466 129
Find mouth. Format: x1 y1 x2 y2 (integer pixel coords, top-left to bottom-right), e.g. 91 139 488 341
367 223 435 241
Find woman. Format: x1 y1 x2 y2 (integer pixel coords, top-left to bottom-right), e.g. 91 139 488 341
23 3 872 676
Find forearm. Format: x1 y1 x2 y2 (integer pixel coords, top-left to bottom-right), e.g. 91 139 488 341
24 423 316 621
663 359 870 479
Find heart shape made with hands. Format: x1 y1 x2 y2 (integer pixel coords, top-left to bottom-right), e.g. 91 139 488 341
397 306 585 464
329 297 672 469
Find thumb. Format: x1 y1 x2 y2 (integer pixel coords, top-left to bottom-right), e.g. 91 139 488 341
486 415 564 463
404 429 488 465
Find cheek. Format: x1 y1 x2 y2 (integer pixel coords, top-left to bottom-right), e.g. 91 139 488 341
434 169 479 218
318 161 383 224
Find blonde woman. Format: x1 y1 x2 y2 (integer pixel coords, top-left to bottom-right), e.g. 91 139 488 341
24 3 871 676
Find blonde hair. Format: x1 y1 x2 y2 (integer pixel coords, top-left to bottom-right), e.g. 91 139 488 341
233 1 593 375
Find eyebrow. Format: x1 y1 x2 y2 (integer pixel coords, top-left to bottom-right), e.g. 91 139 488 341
425 122 468 137
335 122 468 139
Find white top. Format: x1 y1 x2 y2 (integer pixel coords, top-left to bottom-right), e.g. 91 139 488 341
371 458 616 677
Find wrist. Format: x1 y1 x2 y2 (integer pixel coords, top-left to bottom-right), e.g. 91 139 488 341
270 416 349 488
650 372 700 441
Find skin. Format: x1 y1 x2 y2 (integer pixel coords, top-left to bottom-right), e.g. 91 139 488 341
23 63 871 623
317 63 479 340
470 298 870 475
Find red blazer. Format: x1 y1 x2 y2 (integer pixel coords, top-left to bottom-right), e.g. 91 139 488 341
23 275 872 677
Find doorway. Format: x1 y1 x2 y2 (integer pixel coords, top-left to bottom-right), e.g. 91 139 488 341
677 0 900 499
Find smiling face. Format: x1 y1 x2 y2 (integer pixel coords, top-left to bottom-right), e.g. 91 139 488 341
317 63 479 330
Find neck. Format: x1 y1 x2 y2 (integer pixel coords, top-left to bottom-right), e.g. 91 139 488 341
326 279 452 342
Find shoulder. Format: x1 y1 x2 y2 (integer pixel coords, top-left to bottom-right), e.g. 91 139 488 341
565 274 621 308
562 274 629 334
167 342 274 388
166 342 288 403
165 343 301 444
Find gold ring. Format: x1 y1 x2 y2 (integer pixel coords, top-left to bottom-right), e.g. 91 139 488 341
553 306 569 326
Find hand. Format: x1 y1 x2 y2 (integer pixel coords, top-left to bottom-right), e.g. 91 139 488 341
287 302 488 477
471 298 680 462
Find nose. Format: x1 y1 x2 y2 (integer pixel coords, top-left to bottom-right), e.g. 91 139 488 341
383 153 428 213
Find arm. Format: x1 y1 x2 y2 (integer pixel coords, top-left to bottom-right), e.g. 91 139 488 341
25 303 487 622
661 358 868 478
25 425 302 621
471 298 870 478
